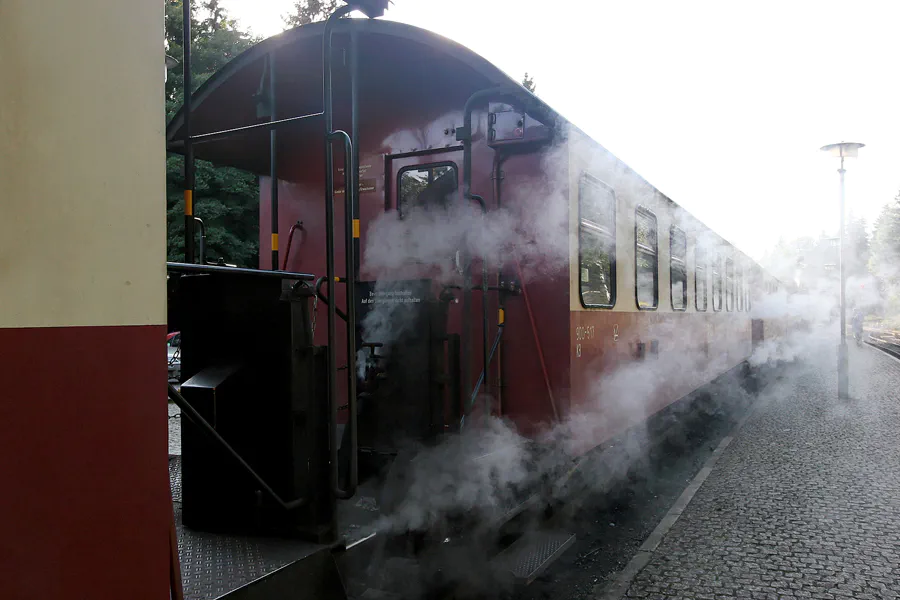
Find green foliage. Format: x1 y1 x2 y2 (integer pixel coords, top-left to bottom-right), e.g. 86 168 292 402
522 72 536 94
166 156 260 266
283 0 341 28
870 193 900 283
165 0 261 267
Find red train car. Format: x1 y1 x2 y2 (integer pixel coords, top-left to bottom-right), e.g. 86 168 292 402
169 17 784 441
165 6 790 597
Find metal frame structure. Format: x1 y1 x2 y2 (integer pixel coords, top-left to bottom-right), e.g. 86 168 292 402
172 0 390 511
457 86 549 420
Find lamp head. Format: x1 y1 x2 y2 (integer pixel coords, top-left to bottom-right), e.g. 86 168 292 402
165 54 179 84
344 0 390 18
820 142 865 158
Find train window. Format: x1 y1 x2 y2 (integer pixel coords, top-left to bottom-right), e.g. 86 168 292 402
695 246 707 311
579 174 616 308
397 162 458 217
635 207 658 310
737 266 744 311
712 252 722 311
670 226 687 311
725 258 734 311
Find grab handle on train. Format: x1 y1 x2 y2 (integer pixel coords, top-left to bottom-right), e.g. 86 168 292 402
327 128 358 500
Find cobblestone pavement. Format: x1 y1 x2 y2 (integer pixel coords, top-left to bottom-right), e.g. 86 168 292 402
168 401 181 455
617 344 900 599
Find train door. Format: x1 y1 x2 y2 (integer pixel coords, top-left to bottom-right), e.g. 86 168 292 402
353 150 466 454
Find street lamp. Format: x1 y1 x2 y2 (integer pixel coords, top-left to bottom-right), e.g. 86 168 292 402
820 141 865 400
165 54 179 83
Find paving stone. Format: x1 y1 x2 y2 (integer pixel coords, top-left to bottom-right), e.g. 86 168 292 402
620 346 900 599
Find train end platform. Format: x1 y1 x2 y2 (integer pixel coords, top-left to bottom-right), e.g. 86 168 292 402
599 341 900 600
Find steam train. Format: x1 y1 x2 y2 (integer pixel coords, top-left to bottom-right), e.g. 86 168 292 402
163 2 789 598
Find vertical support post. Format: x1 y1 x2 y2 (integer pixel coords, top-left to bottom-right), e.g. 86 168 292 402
182 0 195 264
350 27 361 280
323 5 357 500
493 154 506 414
270 52 279 271
838 156 849 399
459 87 513 419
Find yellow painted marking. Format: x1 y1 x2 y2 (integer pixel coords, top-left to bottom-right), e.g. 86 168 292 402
352 219 360 239
499 308 505 325
184 190 193 216
271 233 279 249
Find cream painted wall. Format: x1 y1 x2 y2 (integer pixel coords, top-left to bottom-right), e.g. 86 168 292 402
0 1 166 328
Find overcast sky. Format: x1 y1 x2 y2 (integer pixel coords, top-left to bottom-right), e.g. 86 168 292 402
220 0 900 261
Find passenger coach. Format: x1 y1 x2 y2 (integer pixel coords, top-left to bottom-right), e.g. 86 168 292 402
164 5 788 597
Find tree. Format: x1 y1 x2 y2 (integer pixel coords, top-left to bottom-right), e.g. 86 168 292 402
869 194 900 284
165 0 261 267
283 0 341 28
522 72 536 94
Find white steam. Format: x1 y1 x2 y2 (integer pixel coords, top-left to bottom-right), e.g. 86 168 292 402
356 132 868 548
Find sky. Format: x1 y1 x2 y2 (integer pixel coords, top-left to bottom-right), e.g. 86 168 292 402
220 0 900 262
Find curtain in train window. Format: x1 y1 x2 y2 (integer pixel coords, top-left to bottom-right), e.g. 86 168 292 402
579 174 616 308
725 258 734 311
712 252 722 312
695 246 707 311
398 163 458 217
635 207 658 310
670 226 687 311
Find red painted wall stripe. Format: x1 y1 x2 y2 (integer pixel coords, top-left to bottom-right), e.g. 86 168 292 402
0 325 168 600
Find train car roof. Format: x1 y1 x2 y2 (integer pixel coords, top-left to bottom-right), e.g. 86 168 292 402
166 18 556 161
166 17 777 280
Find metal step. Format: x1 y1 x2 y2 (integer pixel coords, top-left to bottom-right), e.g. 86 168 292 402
490 530 575 585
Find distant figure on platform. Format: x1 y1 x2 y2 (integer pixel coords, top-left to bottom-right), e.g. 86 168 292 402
851 310 865 346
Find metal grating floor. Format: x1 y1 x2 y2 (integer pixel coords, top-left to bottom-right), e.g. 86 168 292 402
169 457 323 600
492 530 576 584
168 456 384 599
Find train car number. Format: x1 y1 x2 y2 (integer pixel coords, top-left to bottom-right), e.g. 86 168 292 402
575 325 595 341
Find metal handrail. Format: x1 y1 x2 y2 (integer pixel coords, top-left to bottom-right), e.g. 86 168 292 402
314 276 348 323
168 383 306 510
463 320 505 428
282 221 304 271
166 262 315 280
193 217 206 265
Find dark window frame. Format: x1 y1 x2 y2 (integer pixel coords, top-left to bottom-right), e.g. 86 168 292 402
578 173 617 309
670 225 687 311
695 245 707 312
396 161 459 218
634 206 659 311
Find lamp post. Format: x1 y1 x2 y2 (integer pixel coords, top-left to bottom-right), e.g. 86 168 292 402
820 141 865 400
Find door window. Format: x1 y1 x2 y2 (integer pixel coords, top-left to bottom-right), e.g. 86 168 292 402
397 163 458 217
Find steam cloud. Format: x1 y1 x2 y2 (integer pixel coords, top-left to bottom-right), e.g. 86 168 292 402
353 131 872 588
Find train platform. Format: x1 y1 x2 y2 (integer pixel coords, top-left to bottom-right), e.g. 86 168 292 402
600 341 900 600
